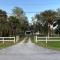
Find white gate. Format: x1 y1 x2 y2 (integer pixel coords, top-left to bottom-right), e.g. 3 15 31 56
35 36 60 43
0 37 15 44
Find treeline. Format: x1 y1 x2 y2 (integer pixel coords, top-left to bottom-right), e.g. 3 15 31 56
1 6 60 37
32 8 60 37
0 7 29 37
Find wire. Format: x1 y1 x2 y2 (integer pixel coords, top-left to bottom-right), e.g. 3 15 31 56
6 12 40 15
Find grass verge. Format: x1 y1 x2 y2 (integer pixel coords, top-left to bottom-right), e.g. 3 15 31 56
0 36 25 49
0 41 14 49
24 37 29 43
31 36 60 51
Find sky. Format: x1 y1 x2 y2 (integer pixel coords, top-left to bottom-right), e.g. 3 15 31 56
0 0 60 23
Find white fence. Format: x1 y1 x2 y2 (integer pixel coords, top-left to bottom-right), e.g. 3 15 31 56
35 36 60 43
0 37 15 44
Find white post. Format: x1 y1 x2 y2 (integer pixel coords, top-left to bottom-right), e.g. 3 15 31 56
16 36 19 42
14 37 15 44
46 37 47 43
36 36 37 43
3 37 4 44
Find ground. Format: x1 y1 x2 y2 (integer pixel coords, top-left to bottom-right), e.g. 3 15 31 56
0 37 60 60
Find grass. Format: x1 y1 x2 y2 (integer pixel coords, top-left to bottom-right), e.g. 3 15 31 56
0 36 25 49
36 41 60 50
24 37 29 43
0 41 14 49
17 36 25 42
31 36 60 51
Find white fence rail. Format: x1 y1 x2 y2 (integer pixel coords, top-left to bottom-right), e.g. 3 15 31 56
0 37 15 44
35 36 60 43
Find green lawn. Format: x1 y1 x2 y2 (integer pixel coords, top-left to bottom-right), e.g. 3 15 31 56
0 41 14 49
0 36 25 49
31 36 60 51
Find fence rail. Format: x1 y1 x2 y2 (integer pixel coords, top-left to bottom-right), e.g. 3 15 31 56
35 36 60 43
0 37 15 44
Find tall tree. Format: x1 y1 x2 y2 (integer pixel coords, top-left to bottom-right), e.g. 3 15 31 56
0 10 7 36
35 10 57 36
12 7 25 20
12 7 29 32
8 16 20 36
55 8 60 35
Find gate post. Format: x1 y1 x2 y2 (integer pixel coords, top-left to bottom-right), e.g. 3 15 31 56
36 36 37 43
14 37 15 43
16 35 19 42
46 37 47 43
3 37 4 44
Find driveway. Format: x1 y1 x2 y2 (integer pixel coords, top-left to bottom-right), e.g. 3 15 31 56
0 37 60 60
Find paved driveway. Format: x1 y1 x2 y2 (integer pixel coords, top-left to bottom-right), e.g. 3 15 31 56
0 37 60 60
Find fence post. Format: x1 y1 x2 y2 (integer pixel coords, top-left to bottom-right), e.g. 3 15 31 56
3 37 4 44
46 37 47 43
16 36 19 42
36 36 37 43
14 37 15 44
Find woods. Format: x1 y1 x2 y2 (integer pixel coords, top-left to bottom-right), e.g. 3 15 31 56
0 7 29 36
32 9 60 37
0 7 60 37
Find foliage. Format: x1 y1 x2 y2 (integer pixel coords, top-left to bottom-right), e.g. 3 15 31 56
0 7 29 36
32 10 57 36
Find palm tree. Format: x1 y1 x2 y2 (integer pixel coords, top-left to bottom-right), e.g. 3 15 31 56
40 10 57 37
35 10 57 37
12 7 29 32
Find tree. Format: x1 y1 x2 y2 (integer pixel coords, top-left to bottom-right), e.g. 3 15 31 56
54 8 60 35
12 7 24 17
21 17 29 31
12 7 25 22
0 10 7 36
8 16 20 36
35 10 57 37
55 19 60 35
12 7 29 32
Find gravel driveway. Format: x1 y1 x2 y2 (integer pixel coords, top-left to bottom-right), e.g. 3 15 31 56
0 37 60 60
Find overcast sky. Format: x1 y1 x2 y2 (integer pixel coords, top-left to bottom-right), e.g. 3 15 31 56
0 0 60 22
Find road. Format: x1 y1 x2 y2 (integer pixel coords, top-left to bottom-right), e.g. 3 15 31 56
0 37 60 60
